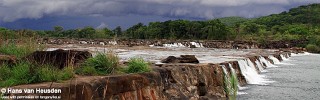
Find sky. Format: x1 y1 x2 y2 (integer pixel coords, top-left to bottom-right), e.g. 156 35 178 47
0 0 319 30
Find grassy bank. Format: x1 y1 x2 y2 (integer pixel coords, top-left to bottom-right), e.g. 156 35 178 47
0 40 152 87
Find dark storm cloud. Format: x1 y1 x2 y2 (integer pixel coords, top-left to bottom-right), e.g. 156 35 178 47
0 0 319 22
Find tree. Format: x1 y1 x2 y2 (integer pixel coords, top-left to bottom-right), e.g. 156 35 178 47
54 26 64 32
113 26 122 37
79 26 95 38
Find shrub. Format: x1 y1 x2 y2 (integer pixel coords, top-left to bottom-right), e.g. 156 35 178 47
0 62 74 87
59 67 74 80
34 65 74 82
0 61 33 87
82 52 120 75
35 66 59 82
0 38 41 59
125 58 151 73
306 44 320 53
75 66 98 76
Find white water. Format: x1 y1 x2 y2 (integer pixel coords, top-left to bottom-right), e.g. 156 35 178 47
237 59 272 85
246 58 258 74
280 54 289 61
190 42 204 48
268 55 281 64
255 60 266 72
228 63 248 95
163 43 186 48
259 56 278 68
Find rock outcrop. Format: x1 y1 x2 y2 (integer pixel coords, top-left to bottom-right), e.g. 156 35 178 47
5 52 291 100
25 49 92 69
161 55 199 63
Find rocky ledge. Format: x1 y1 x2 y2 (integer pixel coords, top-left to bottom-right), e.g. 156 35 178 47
3 51 292 100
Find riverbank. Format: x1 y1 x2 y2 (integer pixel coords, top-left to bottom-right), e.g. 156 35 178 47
1 45 293 99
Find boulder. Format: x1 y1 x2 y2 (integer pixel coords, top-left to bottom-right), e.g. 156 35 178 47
25 49 92 69
161 55 199 63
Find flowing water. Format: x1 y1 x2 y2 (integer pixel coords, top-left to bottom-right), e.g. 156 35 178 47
238 53 320 100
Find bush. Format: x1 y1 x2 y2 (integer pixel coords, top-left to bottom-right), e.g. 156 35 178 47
0 38 41 59
306 44 320 53
0 61 33 87
34 65 74 82
0 62 74 87
125 58 151 73
59 67 74 80
81 52 120 75
75 66 98 75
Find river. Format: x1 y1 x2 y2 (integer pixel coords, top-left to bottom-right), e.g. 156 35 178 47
238 53 320 100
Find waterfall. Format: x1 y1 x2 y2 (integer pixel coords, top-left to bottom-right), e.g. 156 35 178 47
246 59 257 72
228 63 236 77
280 54 289 61
268 55 281 64
254 60 265 72
108 41 117 45
163 43 186 48
222 64 239 96
259 56 278 67
237 59 270 84
228 63 243 89
190 42 203 48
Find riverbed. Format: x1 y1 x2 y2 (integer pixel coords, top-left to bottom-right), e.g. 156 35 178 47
238 53 320 100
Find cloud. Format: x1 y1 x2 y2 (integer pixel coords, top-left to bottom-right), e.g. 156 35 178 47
0 0 319 22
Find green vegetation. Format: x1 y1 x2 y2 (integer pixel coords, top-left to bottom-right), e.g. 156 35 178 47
306 44 320 53
124 58 151 73
0 62 74 87
0 93 3 100
0 3 313 52
223 68 238 100
76 52 120 75
35 66 74 82
0 42 36 59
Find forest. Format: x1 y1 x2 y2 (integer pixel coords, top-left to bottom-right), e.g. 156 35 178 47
1 3 320 52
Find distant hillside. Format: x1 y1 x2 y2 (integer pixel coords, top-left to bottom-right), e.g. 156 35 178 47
254 3 320 28
217 17 248 26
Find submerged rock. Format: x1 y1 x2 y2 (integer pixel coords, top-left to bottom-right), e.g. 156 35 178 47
161 55 199 63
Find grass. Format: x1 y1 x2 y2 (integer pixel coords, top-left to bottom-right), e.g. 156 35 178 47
34 65 74 82
124 58 151 73
0 61 33 87
223 67 239 100
0 93 4 100
0 62 74 87
76 52 120 75
0 37 43 59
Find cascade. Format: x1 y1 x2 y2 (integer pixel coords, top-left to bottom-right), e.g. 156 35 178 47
280 54 289 60
163 43 186 48
254 60 265 72
190 42 204 48
259 56 278 67
228 63 243 89
268 55 281 64
237 59 269 84
246 58 258 73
